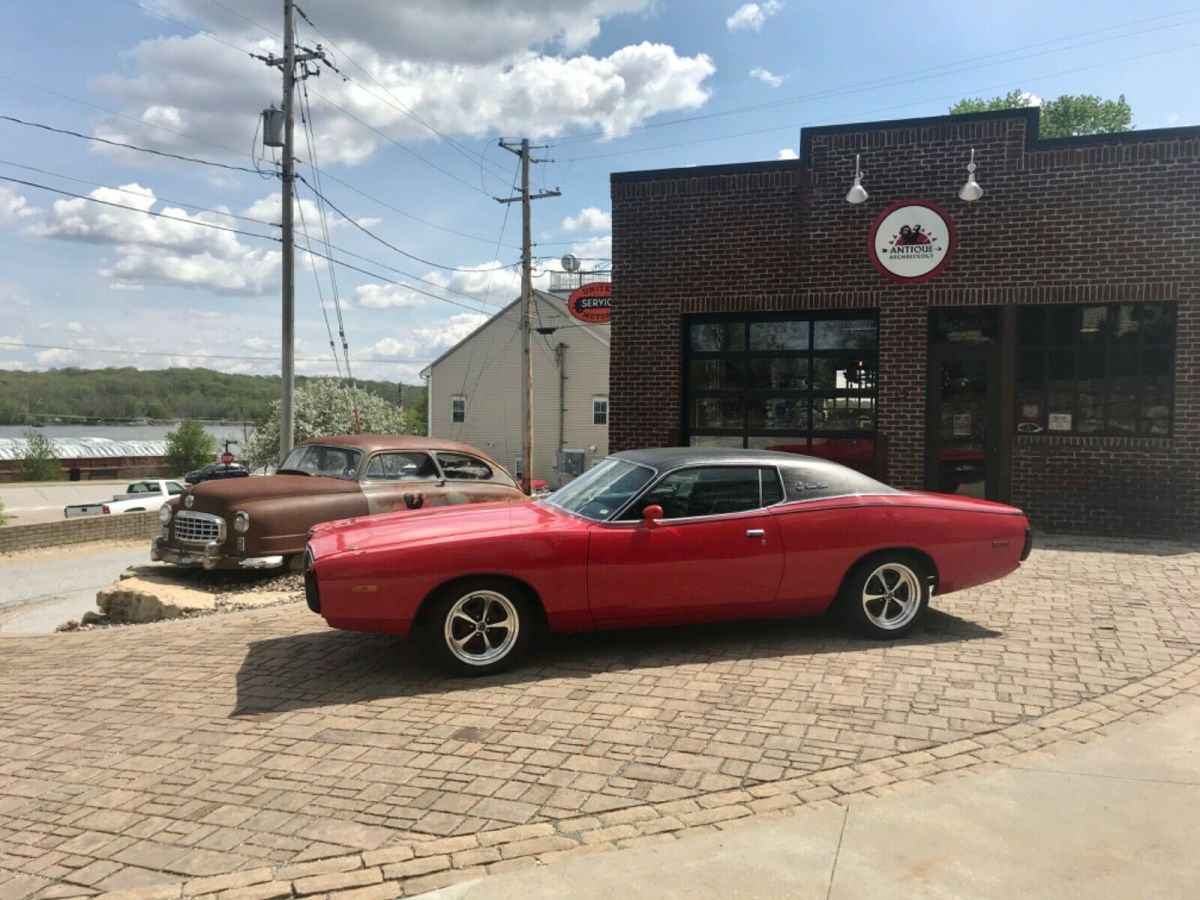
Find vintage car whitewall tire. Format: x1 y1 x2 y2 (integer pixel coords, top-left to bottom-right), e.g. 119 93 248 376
839 553 930 639
421 578 535 675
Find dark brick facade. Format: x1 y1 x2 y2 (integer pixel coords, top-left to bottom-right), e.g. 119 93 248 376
609 109 1200 536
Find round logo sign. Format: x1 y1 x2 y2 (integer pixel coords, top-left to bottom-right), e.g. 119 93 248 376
566 282 612 324
868 199 956 283
220 451 234 465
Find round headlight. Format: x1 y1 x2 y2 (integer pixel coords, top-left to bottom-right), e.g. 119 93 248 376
159 505 173 524
233 511 250 533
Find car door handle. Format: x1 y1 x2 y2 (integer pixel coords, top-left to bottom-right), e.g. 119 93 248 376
746 528 766 538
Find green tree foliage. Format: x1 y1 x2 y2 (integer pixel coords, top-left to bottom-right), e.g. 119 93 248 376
0 368 425 427
244 379 420 469
0 497 8 526
20 429 62 481
165 420 217 475
948 90 1133 138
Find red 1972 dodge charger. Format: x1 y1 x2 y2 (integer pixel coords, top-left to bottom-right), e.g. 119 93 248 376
305 448 1032 675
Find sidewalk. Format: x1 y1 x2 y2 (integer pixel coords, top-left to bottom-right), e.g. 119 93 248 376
419 692 1200 900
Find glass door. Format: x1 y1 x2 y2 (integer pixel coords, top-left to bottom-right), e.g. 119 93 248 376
927 310 1001 500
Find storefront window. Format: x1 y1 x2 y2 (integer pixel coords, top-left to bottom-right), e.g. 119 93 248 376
685 313 879 473
1016 302 1175 436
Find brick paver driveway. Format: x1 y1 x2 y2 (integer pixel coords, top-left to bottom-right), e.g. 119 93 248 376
2 536 1199 898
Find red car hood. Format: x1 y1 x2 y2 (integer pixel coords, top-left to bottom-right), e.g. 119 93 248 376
309 499 562 559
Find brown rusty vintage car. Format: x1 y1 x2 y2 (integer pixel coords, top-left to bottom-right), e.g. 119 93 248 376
151 435 526 571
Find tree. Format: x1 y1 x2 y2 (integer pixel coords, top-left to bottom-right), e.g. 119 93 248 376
20 429 62 481
165 420 216 475
0 498 7 526
948 90 1133 138
243 379 420 469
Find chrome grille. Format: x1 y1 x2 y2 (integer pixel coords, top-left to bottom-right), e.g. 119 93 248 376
174 511 225 546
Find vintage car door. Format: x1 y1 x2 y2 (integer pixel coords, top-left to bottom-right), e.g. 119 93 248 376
359 451 444 514
587 465 786 626
431 451 524 505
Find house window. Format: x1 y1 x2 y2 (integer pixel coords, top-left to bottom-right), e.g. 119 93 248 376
1016 303 1175 436
593 397 608 425
685 313 878 474
451 396 466 424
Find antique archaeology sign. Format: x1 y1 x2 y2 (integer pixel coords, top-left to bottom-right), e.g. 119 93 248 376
868 199 956 283
566 282 612 324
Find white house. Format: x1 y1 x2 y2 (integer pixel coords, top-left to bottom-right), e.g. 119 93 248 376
422 289 610 487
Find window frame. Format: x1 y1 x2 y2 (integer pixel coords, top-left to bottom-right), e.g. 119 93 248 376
362 451 439 483
433 451 495 482
683 311 879 456
1015 302 1175 438
593 397 609 426
614 464 788 523
451 395 466 424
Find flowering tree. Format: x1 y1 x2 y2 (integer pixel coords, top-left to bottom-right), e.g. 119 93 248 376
244 380 419 469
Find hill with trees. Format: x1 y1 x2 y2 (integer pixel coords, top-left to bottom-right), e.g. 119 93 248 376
0 367 426 427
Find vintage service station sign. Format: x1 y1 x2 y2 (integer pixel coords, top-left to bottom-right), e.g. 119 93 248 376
567 282 612 324
868 199 956 283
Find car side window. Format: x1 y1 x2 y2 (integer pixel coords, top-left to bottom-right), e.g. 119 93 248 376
621 466 773 520
167 482 184 495
365 452 439 481
436 452 493 481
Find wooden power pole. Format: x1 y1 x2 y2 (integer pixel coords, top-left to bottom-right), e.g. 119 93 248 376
498 139 559 494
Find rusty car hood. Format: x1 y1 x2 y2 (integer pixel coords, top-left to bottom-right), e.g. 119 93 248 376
190 473 360 507
309 498 555 558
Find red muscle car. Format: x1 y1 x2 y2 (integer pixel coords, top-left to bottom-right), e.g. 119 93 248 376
305 448 1032 675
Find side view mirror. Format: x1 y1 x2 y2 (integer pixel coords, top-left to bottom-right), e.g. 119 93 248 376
641 504 664 524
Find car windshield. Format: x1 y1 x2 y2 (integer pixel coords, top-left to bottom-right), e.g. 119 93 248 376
544 457 655 521
278 444 363 480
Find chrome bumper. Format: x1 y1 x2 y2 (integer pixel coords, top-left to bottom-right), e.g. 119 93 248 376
151 536 285 570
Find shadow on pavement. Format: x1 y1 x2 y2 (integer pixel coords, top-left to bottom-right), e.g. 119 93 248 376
1036 533 1200 557
232 607 998 717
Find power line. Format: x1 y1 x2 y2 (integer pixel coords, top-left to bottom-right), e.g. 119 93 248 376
0 114 261 174
117 0 265 58
0 340 425 365
296 173 515 273
0 159 279 228
556 9 1200 149
0 174 279 241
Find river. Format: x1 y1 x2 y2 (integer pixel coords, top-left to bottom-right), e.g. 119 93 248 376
0 423 255 447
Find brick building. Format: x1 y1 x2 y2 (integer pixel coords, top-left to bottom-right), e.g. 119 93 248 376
609 108 1199 535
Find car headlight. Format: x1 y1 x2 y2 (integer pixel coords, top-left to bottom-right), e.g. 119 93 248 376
233 511 250 533
159 505 173 525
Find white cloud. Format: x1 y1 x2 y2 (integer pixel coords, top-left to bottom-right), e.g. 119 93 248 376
750 67 782 88
726 1 783 32
0 185 36 225
360 312 491 361
35 348 78 366
66 321 85 333
1019 91 1043 107
92 29 715 165
777 148 798 160
0 336 24 350
562 207 612 232
352 283 429 310
1167 113 1181 125
26 183 279 295
567 234 612 264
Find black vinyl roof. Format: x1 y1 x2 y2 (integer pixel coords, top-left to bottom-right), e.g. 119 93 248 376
610 447 897 501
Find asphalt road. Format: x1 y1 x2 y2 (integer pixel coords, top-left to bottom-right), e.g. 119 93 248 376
0 481 130 526
0 543 149 634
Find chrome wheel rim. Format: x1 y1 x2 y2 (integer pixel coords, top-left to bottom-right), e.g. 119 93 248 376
444 590 520 666
861 562 921 630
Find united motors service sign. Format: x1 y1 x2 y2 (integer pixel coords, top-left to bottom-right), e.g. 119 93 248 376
868 199 956 283
566 281 612 324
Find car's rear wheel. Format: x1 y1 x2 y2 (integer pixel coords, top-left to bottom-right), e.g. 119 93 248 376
421 579 534 675
839 554 929 639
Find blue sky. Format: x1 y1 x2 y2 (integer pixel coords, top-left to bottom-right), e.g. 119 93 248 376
1 0 1196 385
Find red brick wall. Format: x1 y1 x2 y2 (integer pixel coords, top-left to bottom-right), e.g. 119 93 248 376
610 109 1200 535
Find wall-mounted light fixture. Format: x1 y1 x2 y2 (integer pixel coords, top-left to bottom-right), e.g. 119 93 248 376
845 154 868 204
959 148 983 202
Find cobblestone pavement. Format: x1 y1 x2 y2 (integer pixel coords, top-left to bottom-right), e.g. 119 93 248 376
1 536 1198 898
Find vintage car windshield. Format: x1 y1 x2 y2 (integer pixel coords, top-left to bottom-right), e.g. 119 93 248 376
278 444 363 480
544 457 655 521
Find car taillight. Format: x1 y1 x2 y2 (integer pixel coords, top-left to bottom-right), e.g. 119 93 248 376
1020 527 1033 561
102 504 111 514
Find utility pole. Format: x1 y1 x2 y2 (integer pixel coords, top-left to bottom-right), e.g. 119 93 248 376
498 138 559 494
259 0 323 461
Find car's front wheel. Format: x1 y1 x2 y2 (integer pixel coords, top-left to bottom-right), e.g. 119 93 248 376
421 579 535 675
839 554 930 639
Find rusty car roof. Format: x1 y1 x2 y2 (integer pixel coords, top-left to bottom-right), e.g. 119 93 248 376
296 434 504 459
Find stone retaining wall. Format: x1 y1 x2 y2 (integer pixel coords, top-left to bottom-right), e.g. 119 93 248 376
0 510 158 553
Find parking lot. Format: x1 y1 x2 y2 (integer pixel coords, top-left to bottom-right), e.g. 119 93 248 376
1 534 1199 897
